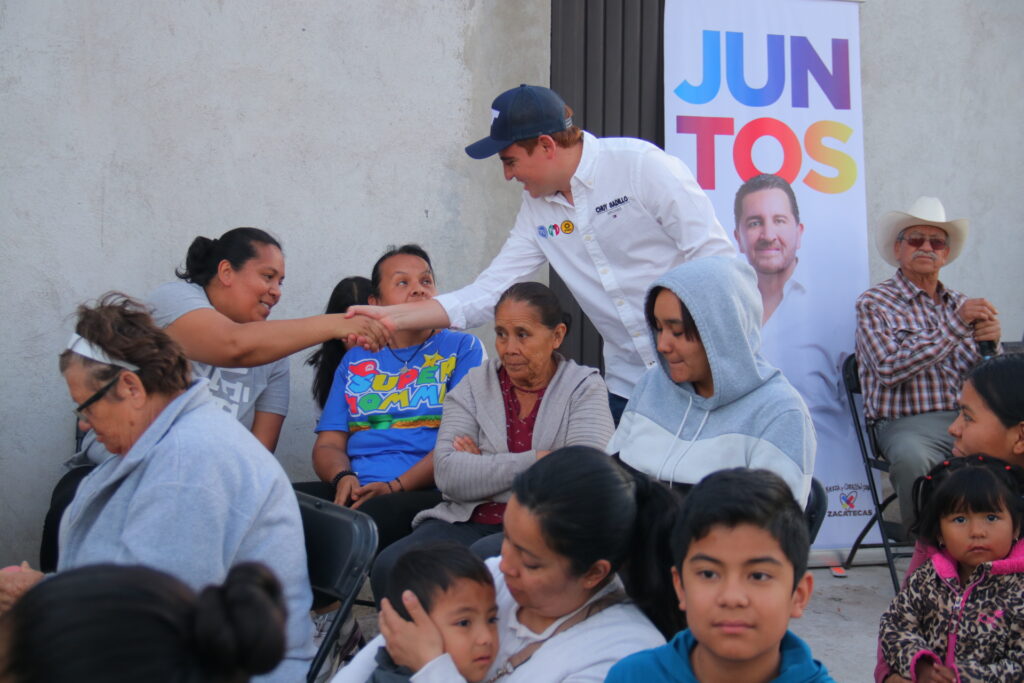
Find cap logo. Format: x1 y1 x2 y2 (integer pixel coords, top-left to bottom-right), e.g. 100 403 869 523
490 108 500 123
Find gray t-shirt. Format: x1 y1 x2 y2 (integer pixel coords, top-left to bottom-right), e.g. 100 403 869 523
147 281 290 429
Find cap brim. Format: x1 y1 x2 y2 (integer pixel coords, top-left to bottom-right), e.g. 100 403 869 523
465 136 513 160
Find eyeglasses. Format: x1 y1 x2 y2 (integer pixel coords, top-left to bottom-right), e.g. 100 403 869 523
900 234 948 250
73 372 122 420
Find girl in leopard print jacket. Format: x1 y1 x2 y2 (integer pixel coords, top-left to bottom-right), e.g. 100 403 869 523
879 457 1024 682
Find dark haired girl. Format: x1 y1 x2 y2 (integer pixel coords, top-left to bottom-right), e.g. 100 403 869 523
876 354 1024 683
880 456 1024 681
306 276 373 410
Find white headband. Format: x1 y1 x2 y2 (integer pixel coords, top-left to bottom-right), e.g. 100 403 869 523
66 333 140 372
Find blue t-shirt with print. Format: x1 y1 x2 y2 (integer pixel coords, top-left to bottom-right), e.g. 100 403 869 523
315 329 483 483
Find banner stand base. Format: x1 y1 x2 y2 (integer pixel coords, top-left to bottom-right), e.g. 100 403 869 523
808 547 897 570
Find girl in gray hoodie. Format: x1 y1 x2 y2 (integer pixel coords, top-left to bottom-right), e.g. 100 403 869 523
608 256 815 506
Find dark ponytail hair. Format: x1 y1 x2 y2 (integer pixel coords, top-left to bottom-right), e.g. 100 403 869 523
496 282 572 334
512 446 683 638
306 276 373 409
176 227 282 287
967 354 1024 428
0 562 286 683
911 454 1024 546
193 563 288 678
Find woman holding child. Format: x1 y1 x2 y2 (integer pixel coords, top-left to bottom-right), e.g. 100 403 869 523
368 282 615 599
335 446 680 683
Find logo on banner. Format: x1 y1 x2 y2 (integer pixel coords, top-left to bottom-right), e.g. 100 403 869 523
826 483 871 518
536 221 575 238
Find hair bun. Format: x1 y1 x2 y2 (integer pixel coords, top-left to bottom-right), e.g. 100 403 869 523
192 563 287 677
176 235 218 283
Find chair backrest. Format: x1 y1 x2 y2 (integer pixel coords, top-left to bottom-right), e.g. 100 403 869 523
841 355 884 462
841 352 861 395
804 477 827 544
296 492 378 604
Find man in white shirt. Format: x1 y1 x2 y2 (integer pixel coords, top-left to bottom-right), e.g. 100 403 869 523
354 85 733 421
734 174 854 489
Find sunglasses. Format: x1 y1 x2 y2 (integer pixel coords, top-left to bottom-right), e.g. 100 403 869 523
900 234 948 250
73 372 122 420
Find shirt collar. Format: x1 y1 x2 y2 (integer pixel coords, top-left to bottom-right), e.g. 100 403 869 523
784 258 807 296
894 268 949 302
571 131 598 190
542 131 596 207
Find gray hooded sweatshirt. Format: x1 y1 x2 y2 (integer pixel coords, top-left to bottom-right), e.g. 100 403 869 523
58 379 314 682
608 256 815 506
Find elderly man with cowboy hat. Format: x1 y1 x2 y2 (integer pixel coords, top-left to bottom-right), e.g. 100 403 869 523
855 196 1001 534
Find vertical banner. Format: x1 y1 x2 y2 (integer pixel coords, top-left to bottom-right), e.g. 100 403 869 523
664 0 873 549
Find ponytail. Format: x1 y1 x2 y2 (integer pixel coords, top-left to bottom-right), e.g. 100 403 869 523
176 227 282 287
194 563 288 678
619 465 687 638
0 562 287 682
307 276 372 409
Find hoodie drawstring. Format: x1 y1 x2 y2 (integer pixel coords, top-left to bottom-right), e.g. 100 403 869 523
668 409 710 484
656 395 699 482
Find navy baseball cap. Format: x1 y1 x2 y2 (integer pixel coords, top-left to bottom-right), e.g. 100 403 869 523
465 84 573 159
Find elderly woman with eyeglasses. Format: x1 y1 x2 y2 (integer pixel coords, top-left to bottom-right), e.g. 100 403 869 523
0 293 315 683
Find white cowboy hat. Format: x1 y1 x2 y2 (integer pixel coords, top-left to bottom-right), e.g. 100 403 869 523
876 196 968 267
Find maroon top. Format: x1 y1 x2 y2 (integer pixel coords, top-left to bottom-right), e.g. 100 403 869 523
469 365 547 525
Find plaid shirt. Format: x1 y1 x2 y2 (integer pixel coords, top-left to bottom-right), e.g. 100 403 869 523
855 269 979 420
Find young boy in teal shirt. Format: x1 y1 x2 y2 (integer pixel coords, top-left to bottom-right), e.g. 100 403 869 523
606 469 835 683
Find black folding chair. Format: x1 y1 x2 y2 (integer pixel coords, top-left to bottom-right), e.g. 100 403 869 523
840 355 913 592
804 477 827 545
296 492 379 683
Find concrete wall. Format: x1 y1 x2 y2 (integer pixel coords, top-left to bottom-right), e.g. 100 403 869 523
861 0 1023 337
0 1 549 565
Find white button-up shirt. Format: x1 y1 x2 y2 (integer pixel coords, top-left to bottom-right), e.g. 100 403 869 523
436 132 734 397
759 260 856 464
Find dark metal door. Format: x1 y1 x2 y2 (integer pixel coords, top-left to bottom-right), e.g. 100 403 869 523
549 0 665 372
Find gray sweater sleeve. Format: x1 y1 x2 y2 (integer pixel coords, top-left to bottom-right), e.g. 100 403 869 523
433 381 535 502
556 372 616 451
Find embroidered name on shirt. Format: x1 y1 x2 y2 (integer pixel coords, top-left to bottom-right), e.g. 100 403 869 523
595 196 630 214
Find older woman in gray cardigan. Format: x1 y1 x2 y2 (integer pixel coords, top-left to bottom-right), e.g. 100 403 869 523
369 283 615 600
